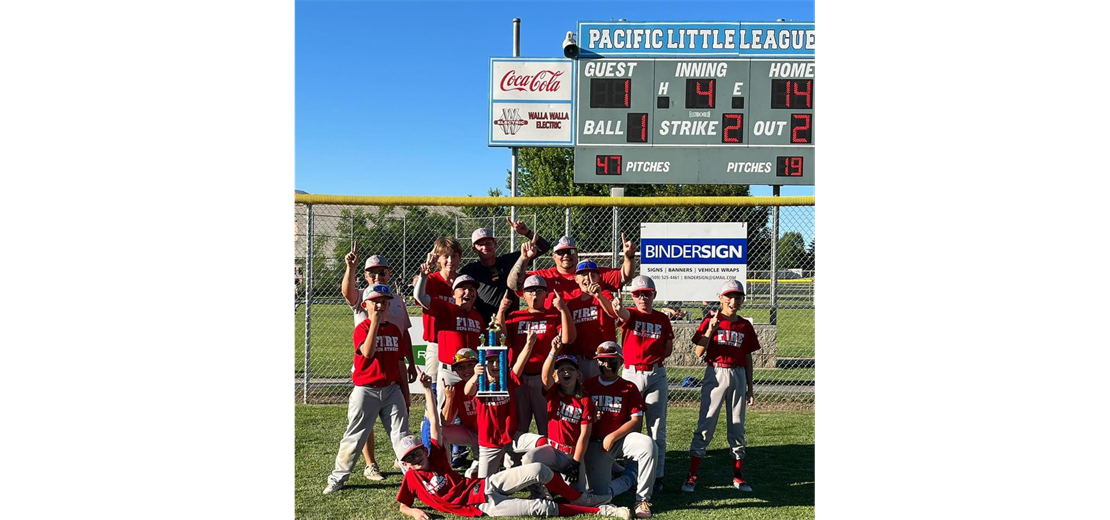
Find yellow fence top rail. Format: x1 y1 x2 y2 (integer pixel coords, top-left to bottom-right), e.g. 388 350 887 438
294 194 814 207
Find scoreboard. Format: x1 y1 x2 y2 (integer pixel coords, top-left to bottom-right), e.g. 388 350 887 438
572 21 815 186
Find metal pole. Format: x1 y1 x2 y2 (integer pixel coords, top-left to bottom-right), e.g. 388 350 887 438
565 207 571 237
770 186 779 325
510 18 520 252
610 186 624 268
304 205 314 403
402 215 408 280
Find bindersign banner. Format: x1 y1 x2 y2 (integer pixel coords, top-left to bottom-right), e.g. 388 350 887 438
639 222 747 301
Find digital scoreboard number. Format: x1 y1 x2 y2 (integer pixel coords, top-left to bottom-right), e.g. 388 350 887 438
574 57 815 185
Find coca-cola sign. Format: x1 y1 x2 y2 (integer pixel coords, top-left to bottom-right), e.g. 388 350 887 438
490 58 574 146
499 69 564 93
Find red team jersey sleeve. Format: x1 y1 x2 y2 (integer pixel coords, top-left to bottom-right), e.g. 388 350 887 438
505 310 562 374
694 316 762 366
428 298 485 364
351 320 404 387
427 296 451 318
477 371 521 448
451 384 479 430
421 273 453 342
396 475 416 507
598 267 622 291
544 387 594 450
402 329 414 360
619 309 675 366
585 377 643 439
395 439 485 517
565 296 606 358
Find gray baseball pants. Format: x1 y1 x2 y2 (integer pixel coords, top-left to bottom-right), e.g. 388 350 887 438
514 373 548 436
327 383 410 486
477 431 544 478
584 433 657 502
689 365 749 460
622 365 668 478
476 463 560 516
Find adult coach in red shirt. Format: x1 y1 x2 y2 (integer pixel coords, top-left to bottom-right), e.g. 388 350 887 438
506 234 638 309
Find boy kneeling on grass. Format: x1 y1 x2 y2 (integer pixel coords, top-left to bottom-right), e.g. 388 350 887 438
395 371 632 520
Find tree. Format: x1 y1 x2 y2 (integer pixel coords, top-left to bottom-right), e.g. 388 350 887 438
305 205 459 301
802 238 815 272
484 147 773 269
776 232 807 270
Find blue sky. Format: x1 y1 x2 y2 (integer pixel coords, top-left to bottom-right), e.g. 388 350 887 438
296 0 816 197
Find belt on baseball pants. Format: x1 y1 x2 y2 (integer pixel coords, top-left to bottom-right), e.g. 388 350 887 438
625 363 663 371
549 440 574 454
710 362 743 369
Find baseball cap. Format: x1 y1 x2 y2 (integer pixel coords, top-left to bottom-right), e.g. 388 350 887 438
484 348 504 358
553 236 577 252
364 284 394 301
718 279 746 296
595 341 623 360
553 354 579 368
630 275 656 293
364 255 390 270
471 228 495 243
522 275 548 290
575 260 598 273
396 434 425 460
452 275 480 291
453 348 479 365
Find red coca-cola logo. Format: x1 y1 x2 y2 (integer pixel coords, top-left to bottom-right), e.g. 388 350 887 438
499 69 564 93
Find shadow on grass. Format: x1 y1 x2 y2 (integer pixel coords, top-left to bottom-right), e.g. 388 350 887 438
651 443 814 511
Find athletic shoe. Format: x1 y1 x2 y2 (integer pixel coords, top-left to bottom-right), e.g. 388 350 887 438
322 480 343 495
451 451 471 469
598 504 632 520
634 501 653 518
527 483 554 501
653 477 664 494
393 459 401 469
363 462 384 481
681 473 698 493
571 492 612 507
732 475 753 492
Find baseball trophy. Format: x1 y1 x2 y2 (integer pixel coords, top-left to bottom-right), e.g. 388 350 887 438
477 322 509 397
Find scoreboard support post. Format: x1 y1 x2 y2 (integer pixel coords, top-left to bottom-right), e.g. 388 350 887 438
510 17 521 252
771 184 780 325
611 186 623 268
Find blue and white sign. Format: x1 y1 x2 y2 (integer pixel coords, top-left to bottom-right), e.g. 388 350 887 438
577 21 815 58
639 222 748 301
642 238 748 265
489 58 576 146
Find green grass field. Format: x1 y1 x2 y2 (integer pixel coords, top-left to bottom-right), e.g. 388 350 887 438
296 404 814 520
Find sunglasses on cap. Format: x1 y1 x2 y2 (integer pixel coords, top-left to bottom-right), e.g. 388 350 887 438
595 345 618 356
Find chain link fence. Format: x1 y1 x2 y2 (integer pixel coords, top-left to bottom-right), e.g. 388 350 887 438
295 197 814 409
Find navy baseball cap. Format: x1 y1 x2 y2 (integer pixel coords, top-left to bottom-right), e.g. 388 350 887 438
553 354 579 368
575 260 598 273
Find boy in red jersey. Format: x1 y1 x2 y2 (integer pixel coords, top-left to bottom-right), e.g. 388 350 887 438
500 275 576 436
681 279 761 494
564 260 614 380
396 372 631 520
420 237 463 386
596 275 673 496
583 342 659 519
323 285 413 494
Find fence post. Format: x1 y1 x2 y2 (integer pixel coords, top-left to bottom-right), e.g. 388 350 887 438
610 186 624 268
402 215 408 283
565 207 571 237
304 204 314 404
770 186 779 326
